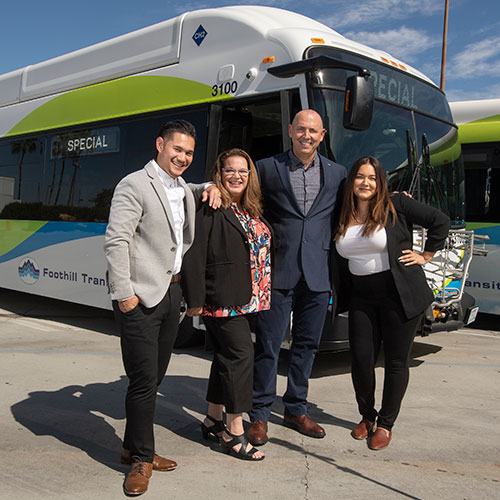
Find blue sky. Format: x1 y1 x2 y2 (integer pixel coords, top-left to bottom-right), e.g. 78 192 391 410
1 0 498 103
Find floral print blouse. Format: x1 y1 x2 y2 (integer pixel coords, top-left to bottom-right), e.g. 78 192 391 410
203 204 271 317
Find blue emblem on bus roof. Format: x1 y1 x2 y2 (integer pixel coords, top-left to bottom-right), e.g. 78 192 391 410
192 25 207 46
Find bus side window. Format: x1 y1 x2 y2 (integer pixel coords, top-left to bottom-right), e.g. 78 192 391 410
0 105 210 222
0 138 44 218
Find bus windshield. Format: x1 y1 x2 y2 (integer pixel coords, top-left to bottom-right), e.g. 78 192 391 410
307 47 465 225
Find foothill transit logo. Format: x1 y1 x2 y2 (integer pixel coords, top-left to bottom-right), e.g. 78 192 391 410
17 257 107 288
18 257 40 285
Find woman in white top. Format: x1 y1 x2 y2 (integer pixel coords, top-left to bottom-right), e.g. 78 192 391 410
334 156 450 450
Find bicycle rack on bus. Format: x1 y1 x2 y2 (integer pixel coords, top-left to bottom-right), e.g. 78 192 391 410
403 132 490 328
413 228 489 324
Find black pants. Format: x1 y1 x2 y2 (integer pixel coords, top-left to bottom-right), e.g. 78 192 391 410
202 315 254 414
113 282 181 463
349 271 422 430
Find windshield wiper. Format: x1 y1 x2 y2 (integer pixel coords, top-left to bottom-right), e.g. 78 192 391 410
405 132 449 216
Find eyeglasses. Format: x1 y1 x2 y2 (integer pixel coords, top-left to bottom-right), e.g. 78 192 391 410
221 168 250 177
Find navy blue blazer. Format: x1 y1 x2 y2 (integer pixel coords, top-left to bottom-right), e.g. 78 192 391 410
256 151 346 292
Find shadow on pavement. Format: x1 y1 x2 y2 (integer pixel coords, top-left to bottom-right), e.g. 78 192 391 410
11 371 358 470
466 312 499 331
0 288 116 336
11 378 127 472
10 374 243 471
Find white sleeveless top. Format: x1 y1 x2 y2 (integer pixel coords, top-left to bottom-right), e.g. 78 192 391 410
335 225 390 276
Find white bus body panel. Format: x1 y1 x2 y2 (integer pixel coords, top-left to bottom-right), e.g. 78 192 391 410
451 99 500 124
0 16 184 105
1 234 111 309
0 69 24 107
0 6 432 111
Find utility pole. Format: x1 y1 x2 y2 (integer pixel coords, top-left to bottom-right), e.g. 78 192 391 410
440 0 450 91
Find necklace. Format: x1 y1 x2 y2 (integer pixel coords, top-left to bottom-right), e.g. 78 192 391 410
354 211 367 224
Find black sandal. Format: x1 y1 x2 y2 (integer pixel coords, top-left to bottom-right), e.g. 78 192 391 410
200 415 225 441
220 430 264 461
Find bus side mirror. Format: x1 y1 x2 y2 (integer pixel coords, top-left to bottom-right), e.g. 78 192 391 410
343 75 374 131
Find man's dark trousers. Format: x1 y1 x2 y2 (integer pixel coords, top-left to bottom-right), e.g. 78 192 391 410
250 279 330 421
113 282 182 462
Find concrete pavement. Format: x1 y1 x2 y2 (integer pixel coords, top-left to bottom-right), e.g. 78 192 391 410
0 288 499 499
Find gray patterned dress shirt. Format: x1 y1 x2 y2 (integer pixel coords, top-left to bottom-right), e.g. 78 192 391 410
288 150 323 214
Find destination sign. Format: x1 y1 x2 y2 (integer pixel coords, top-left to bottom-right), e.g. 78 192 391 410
369 70 415 108
50 127 120 158
307 47 451 120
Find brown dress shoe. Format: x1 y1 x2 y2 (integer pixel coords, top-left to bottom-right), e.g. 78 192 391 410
368 427 392 450
352 419 375 440
283 414 325 438
247 421 268 446
124 462 153 496
121 449 177 471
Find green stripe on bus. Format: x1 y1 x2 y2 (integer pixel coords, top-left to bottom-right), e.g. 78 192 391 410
458 115 500 144
0 220 47 256
6 76 232 137
466 222 500 230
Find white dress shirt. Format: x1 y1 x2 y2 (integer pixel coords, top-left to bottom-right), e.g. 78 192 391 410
152 160 185 275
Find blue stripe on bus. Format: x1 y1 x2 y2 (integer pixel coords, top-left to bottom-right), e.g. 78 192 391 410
0 222 107 264
473 225 500 245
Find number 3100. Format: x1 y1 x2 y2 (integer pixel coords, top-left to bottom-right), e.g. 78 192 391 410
211 81 238 96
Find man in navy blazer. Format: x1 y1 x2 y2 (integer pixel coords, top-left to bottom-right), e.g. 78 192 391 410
248 110 347 444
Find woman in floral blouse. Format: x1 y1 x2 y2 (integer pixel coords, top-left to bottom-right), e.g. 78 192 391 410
182 149 271 461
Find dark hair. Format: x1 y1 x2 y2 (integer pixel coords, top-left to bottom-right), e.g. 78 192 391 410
335 156 396 240
157 120 196 143
210 149 263 218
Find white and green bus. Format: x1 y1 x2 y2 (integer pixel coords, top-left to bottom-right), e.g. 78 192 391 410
450 99 500 315
0 6 474 347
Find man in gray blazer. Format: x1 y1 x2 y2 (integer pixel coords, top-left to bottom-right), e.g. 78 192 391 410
104 120 219 496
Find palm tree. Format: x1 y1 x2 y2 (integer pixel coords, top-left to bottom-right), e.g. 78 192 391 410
67 158 81 206
54 158 65 206
11 139 37 200
48 139 62 205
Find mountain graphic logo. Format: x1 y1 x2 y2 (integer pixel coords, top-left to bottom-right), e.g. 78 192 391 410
18 257 40 285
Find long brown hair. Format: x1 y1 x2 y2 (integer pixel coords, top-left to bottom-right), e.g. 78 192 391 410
210 149 263 217
335 156 396 240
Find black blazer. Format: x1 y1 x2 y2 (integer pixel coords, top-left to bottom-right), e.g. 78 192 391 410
182 203 271 309
331 193 451 320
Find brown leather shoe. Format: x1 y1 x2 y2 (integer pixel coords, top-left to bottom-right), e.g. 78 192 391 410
121 449 177 471
283 414 325 438
124 462 153 496
352 419 375 440
368 427 392 450
247 421 268 446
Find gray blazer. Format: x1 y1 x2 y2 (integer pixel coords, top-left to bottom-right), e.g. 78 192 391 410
104 160 202 308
